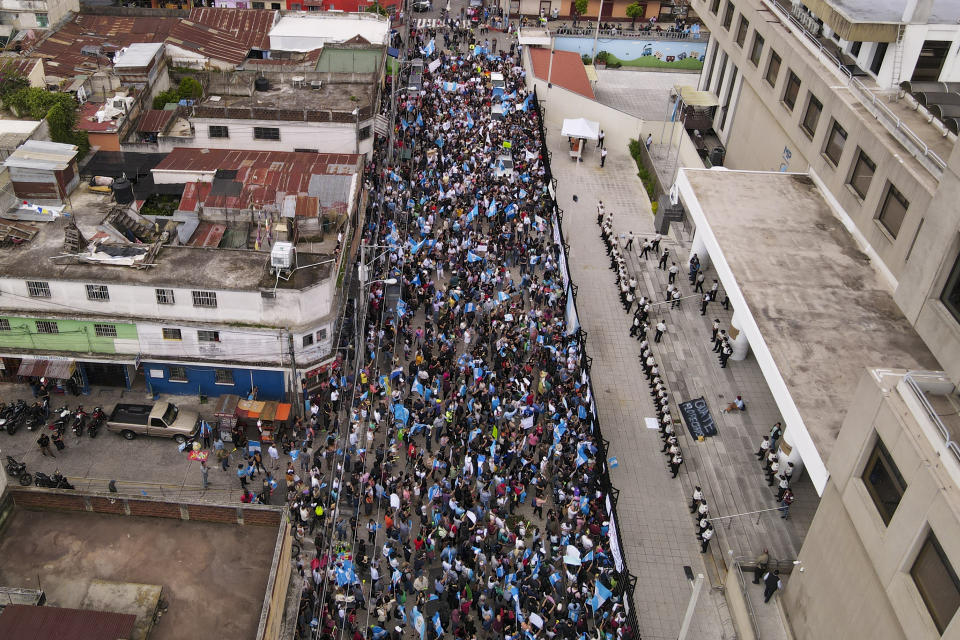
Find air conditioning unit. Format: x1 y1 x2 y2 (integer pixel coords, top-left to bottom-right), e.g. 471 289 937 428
310 80 322 90
271 242 295 270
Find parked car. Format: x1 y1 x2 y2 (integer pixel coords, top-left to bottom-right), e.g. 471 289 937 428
412 0 431 11
106 401 200 443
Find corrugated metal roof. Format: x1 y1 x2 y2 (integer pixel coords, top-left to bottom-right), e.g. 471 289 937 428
4 140 78 171
0 605 137 640
136 109 174 133
155 148 359 214
188 8 275 50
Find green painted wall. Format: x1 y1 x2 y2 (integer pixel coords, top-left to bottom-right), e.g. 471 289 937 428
0 317 138 354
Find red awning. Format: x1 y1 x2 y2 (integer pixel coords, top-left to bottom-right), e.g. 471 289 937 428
17 358 76 379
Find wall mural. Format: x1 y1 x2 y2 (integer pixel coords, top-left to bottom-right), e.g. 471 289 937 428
553 37 707 70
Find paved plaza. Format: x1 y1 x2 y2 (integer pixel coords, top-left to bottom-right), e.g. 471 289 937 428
545 114 813 639
593 69 700 121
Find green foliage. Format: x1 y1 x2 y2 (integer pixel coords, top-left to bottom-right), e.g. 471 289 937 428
628 139 658 205
366 1 388 14
607 61 622 69
152 77 203 109
0 65 28 101
140 194 180 217
581 54 592 65
625 1 644 24
177 76 202 99
6 87 89 156
595 51 610 64
574 0 588 15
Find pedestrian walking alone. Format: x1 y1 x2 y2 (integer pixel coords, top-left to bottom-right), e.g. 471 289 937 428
37 432 55 457
655 320 666 343
763 570 782 603
600 147 608 167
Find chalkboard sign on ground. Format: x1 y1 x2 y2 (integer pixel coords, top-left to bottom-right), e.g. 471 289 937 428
679 397 718 438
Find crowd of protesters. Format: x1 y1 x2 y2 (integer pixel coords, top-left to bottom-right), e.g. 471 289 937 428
282 18 637 640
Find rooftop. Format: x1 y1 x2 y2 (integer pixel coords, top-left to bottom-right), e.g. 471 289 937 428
0 188 334 290
802 0 960 26
194 72 377 114
528 48 595 100
3 140 77 171
677 169 939 492
76 101 122 133
269 12 391 51
0 490 284 640
0 605 136 640
112 42 163 70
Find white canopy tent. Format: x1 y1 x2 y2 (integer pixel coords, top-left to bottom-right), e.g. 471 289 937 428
561 117 600 141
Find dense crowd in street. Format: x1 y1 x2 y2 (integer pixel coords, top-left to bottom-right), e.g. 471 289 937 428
281 18 635 640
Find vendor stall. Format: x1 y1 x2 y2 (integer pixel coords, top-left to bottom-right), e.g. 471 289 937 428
236 399 292 445
213 393 240 442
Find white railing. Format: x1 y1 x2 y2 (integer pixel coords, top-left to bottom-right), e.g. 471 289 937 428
904 371 960 465
761 0 947 177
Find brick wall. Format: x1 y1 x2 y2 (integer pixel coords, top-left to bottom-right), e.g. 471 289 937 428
13 490 86 512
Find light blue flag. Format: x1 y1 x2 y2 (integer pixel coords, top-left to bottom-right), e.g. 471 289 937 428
467 203 478 222
412 607 426 640
393 404 410 425
466 112 474 129
396 299 408 317
589 580 613 612
467 251 482 263
465 302 475 313
576 442 589 467
432 612 443 637
436 137 444 148
504 203 517 219
413 380 425 397
487 201 497 217
416 112 423 127
422 39 435 56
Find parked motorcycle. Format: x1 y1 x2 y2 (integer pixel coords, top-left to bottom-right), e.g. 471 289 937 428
87 406 105 438
26 399 48 431
4 455 32 486
34 470 74 490
71 406 87 438
47 406 71 435
4 399 28 435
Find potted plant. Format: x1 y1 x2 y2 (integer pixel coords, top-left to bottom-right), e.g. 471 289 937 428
595 50 610 69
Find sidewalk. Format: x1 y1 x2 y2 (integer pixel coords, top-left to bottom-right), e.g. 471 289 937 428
546 122 811 638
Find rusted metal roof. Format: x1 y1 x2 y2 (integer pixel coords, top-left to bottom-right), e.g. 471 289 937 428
155 148 360 214
188 220 227 247
0 605 136 640
136 109 174 133
188 8 275 50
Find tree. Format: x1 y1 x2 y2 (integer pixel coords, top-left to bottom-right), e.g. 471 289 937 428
365 1 388 15
0 64 28 102
574 0 588 18
177 76 202 99
5 88 89 157
625 1 644 28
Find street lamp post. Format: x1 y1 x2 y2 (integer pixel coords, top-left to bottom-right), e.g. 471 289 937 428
591 0 604 61
677 567 704 640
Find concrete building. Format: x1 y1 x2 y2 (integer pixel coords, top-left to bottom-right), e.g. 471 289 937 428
784 368 960 640
690 0 960 390
268 11 390 51
0 145 363 400
0 0 77 30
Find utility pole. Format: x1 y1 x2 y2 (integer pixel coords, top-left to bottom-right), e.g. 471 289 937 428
286 331 301 418
591 0 604 61
677 571 704 640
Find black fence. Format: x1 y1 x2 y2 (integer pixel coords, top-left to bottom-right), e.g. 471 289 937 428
532 86 641 635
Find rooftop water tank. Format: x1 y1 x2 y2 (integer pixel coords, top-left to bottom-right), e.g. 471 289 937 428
271 242 295 270
112 177 134 205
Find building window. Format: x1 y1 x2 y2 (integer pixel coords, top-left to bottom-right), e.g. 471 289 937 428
850 41 862 57
253 127 280 141
765 50 781 87
27 280 51 298
848 149 876 200
94 323 117 338
156 288 175 305
271 1 281 7
911 532 960 634
749 32 764 66
0 319 9 331
877 184 909 238
862 437 906 526
710 0 720 14
359 125 372 141
823 120 847 166
209 125 229 138
942 252 960 323
702 45 719 91
303 333 314 347
870 42 888 75
317 328 328 341
722 2 734 29
35 320 58 334
783 71 801 110
162 328 182 340
735 16 749 47
192 290 218 308
215 369 234 385
35 12 48 27
169 366 188 382
718 66 738 130
85 284 110 302
801 94 822 138
251 1 264 7
197 330 221 342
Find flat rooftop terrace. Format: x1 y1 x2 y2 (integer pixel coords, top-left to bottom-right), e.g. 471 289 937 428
0 190 333 291
0 496 281 640
198 80 376 114
679 169 939 483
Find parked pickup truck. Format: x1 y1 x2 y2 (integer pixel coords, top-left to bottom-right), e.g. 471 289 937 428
107 401 200 443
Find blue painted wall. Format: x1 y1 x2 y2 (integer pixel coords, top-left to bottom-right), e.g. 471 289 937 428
143 362 286 401
553 36 707 63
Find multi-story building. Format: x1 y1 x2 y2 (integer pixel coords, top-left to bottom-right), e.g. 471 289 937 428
0 145 363 401
671 0 960 635
0 0 76 30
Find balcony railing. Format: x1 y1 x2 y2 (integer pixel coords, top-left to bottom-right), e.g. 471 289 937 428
553 25 708 41
903 371 960 465
759 0 947 177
